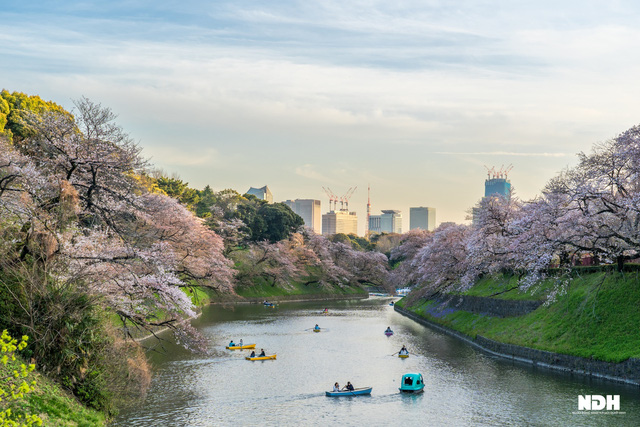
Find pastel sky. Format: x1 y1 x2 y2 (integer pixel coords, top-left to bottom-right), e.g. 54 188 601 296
2 1 640 234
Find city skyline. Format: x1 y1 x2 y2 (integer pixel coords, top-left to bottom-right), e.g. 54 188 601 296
2 1 640 236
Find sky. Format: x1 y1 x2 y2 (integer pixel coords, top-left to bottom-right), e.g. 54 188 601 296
2 1 640 235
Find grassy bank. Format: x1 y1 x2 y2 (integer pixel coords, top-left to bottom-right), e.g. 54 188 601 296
399 271 640 363
1 354 106 426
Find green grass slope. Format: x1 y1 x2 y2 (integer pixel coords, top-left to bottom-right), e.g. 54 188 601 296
1 355 106 426
400 271 640 363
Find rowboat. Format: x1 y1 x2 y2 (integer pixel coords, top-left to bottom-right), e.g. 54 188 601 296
313 328 321 332
385 331 394 336
226 344 256 350
325 387 372 397
246 354 277 361
399 373 424 393
398 353 409 358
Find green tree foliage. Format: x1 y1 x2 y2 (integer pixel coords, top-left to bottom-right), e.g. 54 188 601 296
155 176 187 198
0 262 148 415
0 90 70 143
155 176 200 212
330 233 373 251
0 97 10 141
257 203 304 243
235 194 267 240
195 185 216 217
230 195 303 242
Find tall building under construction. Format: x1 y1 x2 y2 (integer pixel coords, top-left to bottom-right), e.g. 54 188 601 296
485 178 511 198
321 186 358 236
483 165 512 199
473 165 513 226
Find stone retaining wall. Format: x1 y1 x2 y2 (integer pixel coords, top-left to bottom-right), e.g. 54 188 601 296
395 305 640 387
438 294 543 317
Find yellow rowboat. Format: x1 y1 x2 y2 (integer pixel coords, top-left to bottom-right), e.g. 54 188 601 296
246 354 277 361
226 344 256 350
398 354 409 359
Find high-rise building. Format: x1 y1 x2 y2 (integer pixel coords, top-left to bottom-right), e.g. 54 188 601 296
410 207 436 231
484 178 511 199
322 211 358 236
368 210 402 234
381 210 402 234
473 167 513 226
284 199 321 233
368 215 381 234
246 185 273 203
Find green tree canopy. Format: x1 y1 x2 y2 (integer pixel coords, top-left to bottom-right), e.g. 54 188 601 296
155 176 200 211
256 203 304 242
0 90 71 142
195 185 216 217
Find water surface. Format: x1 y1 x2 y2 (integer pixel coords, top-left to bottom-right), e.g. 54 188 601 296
113 298 639 426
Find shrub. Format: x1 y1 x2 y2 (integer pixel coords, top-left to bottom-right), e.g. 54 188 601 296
0 330 42 426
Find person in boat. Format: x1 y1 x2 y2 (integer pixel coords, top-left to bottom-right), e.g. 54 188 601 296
250 350 256 357
259 349 266 357
314 324 320 331
239 339 243 348
333 382 340 392
400 345 408 355
385 326 392 333
323 308 328 313
229 340 235 347
342 381 354 391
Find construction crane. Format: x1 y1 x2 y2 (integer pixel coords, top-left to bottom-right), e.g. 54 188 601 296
322 187 338 211
503 164 514 179
341 186 357 211
484 165 495 179
338 187 351 210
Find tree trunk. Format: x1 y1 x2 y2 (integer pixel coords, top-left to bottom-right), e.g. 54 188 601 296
616 255 625 272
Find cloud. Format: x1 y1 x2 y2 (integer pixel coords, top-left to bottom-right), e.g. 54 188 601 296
146 146 219 167
294 164 338 183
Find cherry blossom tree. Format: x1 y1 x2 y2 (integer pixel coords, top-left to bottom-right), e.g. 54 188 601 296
1 98 235 349
466 193 523 279
388 229 430 290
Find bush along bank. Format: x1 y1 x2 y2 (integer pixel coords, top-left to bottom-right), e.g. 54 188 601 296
395 271 640 386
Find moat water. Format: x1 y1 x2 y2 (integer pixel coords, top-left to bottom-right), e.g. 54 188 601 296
112 298 639 426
